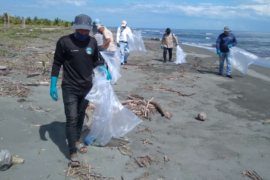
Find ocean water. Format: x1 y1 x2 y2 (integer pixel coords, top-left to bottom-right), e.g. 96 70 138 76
133 28 270 58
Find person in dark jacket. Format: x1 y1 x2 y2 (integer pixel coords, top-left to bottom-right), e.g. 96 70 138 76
50 14 109 167
216 26 237 78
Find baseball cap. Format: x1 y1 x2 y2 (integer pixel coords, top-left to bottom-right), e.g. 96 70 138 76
94 19 101 26
97 25 104 29
72 14 92 31
121 20 127 27
224 26 230 32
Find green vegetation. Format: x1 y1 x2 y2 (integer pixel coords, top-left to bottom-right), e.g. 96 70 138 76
0 13 73 27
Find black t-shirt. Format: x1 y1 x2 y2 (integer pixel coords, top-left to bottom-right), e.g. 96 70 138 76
51 34 99 90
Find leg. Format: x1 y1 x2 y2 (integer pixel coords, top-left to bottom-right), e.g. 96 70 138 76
124 43 130 64
226 52 232 75
168 48 173 61
219 52 225 74
119 42 125 64
76 94 89 142
163 48 168 62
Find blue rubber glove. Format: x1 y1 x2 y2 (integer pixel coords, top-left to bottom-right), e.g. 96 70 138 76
217 50 221 55
161 46 164 49
50 76 58 101
228 44 233 48
101 65 112 80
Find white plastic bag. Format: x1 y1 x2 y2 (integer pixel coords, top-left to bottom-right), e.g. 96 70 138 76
174 45 187 64
127 30 147 52
183 43 270 74
85 50 142 146
100 49 122 84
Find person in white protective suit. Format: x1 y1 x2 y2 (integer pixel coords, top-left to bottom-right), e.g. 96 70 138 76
116 20 132 65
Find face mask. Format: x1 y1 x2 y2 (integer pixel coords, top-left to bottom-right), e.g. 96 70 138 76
75 32 89 41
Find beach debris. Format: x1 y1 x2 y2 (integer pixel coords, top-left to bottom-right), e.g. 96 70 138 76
134 155 156 168
242 171 264 180
27 105 43 112
134 172 151 180
0 150 25 171
140 138 153 145
122 94 172 120
136 128 153 134
0 80 31 97
118 147 127 156
196 112 207 121
0 66 7 70
26 73 40 78
64 161 114 180
262 120 270 125
37 148 45 155
26 81 49 86
164 155 169 164
144 86 196 97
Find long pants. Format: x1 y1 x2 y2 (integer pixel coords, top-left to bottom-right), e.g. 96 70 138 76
119 41 130 64
163 48 172 62
62 87 90 155
219 51 232 75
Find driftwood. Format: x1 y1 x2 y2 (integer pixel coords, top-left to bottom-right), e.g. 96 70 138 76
122 94 172 119
26 82 49 86
242 171 264 180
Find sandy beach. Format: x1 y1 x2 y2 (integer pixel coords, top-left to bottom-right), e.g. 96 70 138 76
0 28 270 180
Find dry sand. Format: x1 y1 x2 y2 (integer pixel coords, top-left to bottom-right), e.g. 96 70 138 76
0 30 270 180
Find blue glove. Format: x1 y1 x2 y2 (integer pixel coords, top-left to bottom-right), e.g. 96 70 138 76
217 50 221 55
228 44 233 48
161 46 164 49
101 65 112 80
50 76 58 101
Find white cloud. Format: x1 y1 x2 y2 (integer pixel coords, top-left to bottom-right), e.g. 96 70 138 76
63 0 86 6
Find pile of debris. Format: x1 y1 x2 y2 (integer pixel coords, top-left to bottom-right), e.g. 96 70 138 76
65 161 114 180
0 80 31 97
121 94 172 120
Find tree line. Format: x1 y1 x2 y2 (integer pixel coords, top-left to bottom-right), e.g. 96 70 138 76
0 13 73 27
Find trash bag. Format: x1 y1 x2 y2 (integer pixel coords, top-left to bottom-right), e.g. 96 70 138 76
183 43 270 74
100 49 122 84
127 30 147 52
0 150 12 171
174 45 187 64
85 51 142 146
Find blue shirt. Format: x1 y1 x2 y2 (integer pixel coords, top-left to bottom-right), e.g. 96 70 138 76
216 33 237 53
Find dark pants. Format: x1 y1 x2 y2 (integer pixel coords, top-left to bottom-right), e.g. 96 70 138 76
163 48 173 62
62 87 90 155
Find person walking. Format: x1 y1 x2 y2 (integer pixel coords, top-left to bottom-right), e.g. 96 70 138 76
97 25 116 52
216 26 237 78
50 14 109 167
161 28 179 63
116 20 132 65
92 19 104 62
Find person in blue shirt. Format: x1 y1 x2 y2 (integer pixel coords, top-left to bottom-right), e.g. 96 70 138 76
216 26 237 78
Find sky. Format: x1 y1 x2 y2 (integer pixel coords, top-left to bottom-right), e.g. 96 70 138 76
1 0 270 32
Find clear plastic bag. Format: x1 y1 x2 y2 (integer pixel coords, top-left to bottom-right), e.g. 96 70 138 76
85 51 142 146
0 150 11 171
183 43 270 74
174 45 187 64
127 30 147 52
100 49 122 84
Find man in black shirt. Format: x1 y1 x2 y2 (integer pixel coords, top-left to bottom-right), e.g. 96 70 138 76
50 14 101 167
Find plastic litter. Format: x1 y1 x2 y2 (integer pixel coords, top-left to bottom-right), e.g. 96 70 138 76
0 150 11 171
100 50 122 84
174 45 187 64
85 51 142 146
127 30 147 52
183 43 270 74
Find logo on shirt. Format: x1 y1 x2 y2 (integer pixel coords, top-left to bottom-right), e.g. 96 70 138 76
86 47 92 55
71 50 79 52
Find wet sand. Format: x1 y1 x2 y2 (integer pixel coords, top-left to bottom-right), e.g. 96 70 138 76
0 31 270 180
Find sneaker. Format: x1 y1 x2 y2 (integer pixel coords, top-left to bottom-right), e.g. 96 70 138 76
226 75 232 78
124 61 127 64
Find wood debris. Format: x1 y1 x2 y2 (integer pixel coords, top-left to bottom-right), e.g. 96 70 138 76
262 120 270 125
122 94 172 119
144 86 195 97
136 128 153 134
0 80 31 97
164 155 169 164
64 161 115 180
242 171 264 180
134 155 156 168
134 172 151 180
140 138 153 145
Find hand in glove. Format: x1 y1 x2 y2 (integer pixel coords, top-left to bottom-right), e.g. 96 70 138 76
161 46 164 49
50 76 58 101
217 50 221 55
100 65 112 80
228 44 233 48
